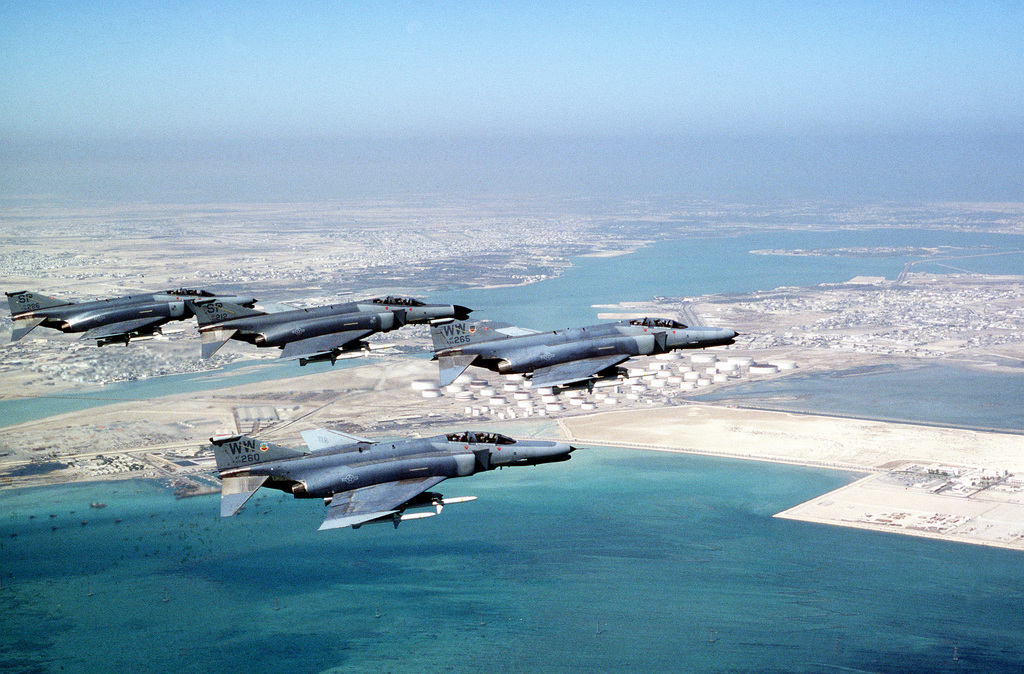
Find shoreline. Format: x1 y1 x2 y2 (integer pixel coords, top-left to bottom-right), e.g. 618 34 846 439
556 403 1024 552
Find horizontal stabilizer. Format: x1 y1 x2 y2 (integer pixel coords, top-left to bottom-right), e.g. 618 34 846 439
438 354 478 386
529 354 630 389
82 317 164 343
300 428 372 451
220 475 269 517
201 328 237 358
10 317 44 342
279 330 374 361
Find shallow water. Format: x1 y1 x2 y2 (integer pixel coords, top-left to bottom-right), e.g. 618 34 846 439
2 448 1023 673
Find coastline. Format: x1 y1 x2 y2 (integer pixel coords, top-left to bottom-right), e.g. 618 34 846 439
557 403 1024 551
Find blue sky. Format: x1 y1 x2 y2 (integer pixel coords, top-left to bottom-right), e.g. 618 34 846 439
2 1 1022 200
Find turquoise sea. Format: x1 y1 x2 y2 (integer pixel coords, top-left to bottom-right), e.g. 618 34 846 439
4 449 1023 673
3 227 1024 672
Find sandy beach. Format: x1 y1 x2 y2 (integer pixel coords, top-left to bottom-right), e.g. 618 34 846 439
559 404 1024 473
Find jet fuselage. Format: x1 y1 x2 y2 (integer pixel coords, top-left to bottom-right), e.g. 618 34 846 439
219 434 572 499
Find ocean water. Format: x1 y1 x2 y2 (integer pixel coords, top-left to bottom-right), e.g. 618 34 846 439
695 361 1024 431
3 448 1023 673
429 228 1024 329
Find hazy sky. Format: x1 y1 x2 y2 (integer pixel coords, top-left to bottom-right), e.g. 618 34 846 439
2 1 1022 201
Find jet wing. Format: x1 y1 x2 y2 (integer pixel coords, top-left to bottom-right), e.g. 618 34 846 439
81 317 165 342
278 330 374 361
319 476 447 530
300 428 372 451
528 354 631 389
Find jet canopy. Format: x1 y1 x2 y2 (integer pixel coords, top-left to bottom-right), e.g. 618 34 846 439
446 431 516 445
164 288 216 297
370 296 425 307
628 317 687 329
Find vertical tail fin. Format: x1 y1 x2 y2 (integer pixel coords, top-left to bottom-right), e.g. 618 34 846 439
188 299 264 327
430 320 509 351
209 435 306 471
6 290 69 315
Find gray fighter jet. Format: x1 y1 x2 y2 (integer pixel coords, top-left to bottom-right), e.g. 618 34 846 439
210 428 574 530
431 317 739 388
189 295 471 364
6 288 258 346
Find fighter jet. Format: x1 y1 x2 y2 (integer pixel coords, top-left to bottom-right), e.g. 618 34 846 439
431 317 739 388
6 288 258 346
189 295 471 365
210 428 574 530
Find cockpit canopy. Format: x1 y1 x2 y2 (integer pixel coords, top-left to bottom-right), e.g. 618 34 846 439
628 317 687 329
370 296 426 307
446 431 516 445
164 288 214 297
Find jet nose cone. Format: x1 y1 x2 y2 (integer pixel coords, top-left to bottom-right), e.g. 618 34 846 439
454 305 472 320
